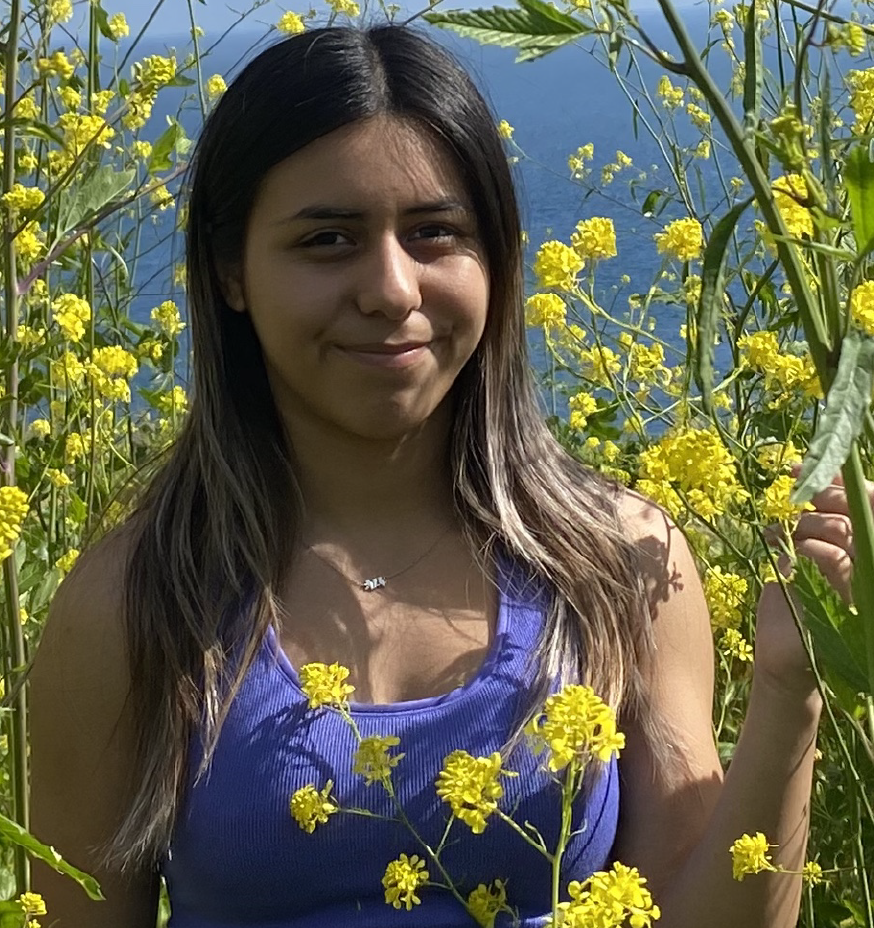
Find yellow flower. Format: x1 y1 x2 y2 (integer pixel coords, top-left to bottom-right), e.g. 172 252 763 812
59 112 115 155
548 862 660 928
14 223 44 266
525 293 566 330
802 861 824 885
278 11 307 33
847 68 874 134
761 474 815 523
206 74 227 99
92 345 138 379
654 217 703 261
46 468 71 489
48 0 72 21
435 750 504 834
772 174 813 240
497 119 514 139
18 893 46 917
568 143 594 178
53 293 91 342
1 183 45 214
328 0 360 14
527 684 623 771
123 91 155 131
353 734 403 785
108 12 129 39
137 55 177 90
0 487 29 564
38 51 74 80
571 217 616 263
289 781 338 832
154 385 188 416
533 240 584 291
55 548 79 576
91 89 115 116
151 299 185 336
851 280 874 336
382 854 428 911
578 345 621 388
299 661 355 708
29 419 51 439
59 86 81 110
686 102 711 130
721 628 754 662
133 140 152 160
467 880 508 928
657 74 684 109
756 440 803 472
730 832 776 881
568 390 598 431
704 566 748 631
15 95 38 120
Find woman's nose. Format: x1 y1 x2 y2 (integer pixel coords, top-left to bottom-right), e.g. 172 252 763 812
354 236 422 319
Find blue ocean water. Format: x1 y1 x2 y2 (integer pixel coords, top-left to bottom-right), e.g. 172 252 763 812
124 9 749 411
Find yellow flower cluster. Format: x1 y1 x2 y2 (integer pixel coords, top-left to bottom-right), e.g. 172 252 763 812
637 427 749 520
328 0 360 14
18 892 46 917
289 781 338 832
802 861 824 885
654 217 703 262
568 391 598 431
549 863 660 928
353 734 403 786
772 174 813 240
657 74 684 109
0 487 29 563
761 474 815 523
278 11 307 33
65 430 92 465
154 385 188 416
756 439 802 472
435 749 505 833
14 223 44 265
704 566 748 631
527 684 624 772
737 330 822 401
467 880 508 928
59 112 115 156
847 67 874 134
570 217 616 263
1 183 45 214
108 12 130 40
578 345 621 388
53 293 91 342
88 346 138 403
55 548 79 576
686 102 711 130
298 661 355 708
29 419 51 439
721 628 754 662
59 86 81 110
525 293 566 330
850 280 874 336
533 241 584 291
151 299 186 336
382 854 428 911
206 74 227 99
619 334 668 386
38 50 74 79
567 143 594 179
730 832 775 881
48 0 72 22
138 55 177 91
497 119 514 139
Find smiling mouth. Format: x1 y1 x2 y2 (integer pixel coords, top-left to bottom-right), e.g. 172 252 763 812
338 343 432 369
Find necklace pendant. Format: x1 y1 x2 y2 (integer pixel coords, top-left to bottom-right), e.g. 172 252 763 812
362 576 386 591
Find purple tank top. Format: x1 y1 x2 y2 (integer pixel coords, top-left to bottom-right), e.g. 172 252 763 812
162 546 620 926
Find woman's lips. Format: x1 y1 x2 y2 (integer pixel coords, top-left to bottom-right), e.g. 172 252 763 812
338 344 431 368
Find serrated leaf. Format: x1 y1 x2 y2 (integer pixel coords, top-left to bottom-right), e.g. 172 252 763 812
0 815 103 900
56 165 136 240
845 145 874 258
695 196 754 414
793 555 869 702
425 0 590 58
792 328 874 502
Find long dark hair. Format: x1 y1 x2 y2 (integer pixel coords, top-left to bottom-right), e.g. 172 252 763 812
109 23 661 869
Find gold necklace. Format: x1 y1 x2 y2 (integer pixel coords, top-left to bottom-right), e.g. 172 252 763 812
304 525 454 592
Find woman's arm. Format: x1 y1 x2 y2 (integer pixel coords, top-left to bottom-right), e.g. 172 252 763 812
29 529 160 928
611 490 821 928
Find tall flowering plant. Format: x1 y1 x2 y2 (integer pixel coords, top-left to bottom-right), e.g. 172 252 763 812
423 0 874 923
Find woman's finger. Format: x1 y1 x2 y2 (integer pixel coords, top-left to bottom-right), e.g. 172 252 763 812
789 463 874 515
779 538 854 604
793 512 855 559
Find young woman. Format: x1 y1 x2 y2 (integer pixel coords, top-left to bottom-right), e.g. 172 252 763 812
30 22 844 928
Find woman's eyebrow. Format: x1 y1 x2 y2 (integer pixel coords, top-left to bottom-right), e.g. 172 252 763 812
274 199 472 224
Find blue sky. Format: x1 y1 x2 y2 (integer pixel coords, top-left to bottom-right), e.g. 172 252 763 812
105 0 687 38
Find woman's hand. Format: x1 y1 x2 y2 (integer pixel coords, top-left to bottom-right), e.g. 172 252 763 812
756 462 873 697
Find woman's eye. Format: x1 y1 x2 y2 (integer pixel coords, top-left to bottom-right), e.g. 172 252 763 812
412 224 457 242
299 231 351 248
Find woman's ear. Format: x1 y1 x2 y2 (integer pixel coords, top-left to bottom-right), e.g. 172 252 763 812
218 264 246 313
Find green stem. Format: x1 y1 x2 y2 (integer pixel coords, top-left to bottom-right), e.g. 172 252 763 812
1 0 30 894
551 767 575 919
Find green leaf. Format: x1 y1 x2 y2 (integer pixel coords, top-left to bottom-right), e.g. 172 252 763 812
0 815 103 900
793 555 869 701
695 196 754 414
92 3 115 41
792 328 874 502
742 0 762 137
424 0 590 62
165 74 196 88
641 189 663 217
56 165 136 240
844 145 874 257
147 118 189 174
0 905 24 928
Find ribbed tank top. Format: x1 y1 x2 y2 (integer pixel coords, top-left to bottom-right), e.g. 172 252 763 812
163 545 620 927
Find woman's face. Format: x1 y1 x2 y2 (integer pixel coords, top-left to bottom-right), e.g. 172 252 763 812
225 115 490 442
